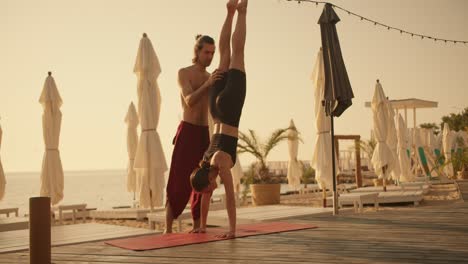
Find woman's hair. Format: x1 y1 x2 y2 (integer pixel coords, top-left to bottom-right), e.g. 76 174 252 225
190 160 212 192
192 34 215 63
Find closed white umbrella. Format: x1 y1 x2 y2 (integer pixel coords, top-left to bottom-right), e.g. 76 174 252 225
311 48 339 208
396 114 414 182
0 124 5 201
371 80 394 191
287 119 302 190
311 48 334 191
133 33 168 209
426 129 438 152
125 102 139 195
39 72 64 205
442 123 454 177
386 102 401 181
435 133 443 152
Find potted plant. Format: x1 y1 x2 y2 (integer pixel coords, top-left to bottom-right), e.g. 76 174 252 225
238 126 301 206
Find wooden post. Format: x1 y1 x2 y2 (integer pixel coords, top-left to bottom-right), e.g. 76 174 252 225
382 166 387 192
355 138 362 187
30 197 51 264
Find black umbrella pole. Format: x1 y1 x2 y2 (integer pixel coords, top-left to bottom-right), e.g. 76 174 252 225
330 114 339 215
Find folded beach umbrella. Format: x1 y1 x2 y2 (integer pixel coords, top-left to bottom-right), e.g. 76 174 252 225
386 102 401 181
311 48 334 191
39 72 64 205
442 123 454 178
125 102 139 195
318 4 354 213
371 80 394 190
396 114 414 182
287 119 302 190
133 33 168 209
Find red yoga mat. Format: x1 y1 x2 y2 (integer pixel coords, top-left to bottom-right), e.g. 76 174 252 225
105 222 317 251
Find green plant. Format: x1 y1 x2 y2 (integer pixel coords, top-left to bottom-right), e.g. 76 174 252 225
452 136 468 174
441 107 468 132
434 136 468 177
237 126 302 184
420 123 440 136
301 166 315 188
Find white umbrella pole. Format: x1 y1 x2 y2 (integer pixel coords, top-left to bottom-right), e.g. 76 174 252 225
330 114 339 215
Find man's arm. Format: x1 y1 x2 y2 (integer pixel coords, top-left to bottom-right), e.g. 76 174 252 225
178 69 221 108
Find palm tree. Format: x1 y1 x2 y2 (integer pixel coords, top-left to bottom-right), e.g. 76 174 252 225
359 138 377 162
420 123 440 136
238 126 301 183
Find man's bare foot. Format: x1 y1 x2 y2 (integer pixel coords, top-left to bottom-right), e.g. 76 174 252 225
163 229 172 235
227 0 239 14
237 0 248 13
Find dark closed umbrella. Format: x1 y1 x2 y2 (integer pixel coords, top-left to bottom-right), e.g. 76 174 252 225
318 3 354 215
319 3 354 117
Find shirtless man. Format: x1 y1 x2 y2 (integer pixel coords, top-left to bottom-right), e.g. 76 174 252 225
165 35 224 233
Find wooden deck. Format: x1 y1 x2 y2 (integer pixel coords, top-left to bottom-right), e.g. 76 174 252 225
0 223 155 254
456 180 468 201
1 202 467 263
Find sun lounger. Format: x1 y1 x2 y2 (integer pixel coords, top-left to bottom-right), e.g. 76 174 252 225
338 192 379 213
0 208 19 218
90 208 155 221
54 203 88 224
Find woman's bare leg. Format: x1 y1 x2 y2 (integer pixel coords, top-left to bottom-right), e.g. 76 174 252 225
230 0 247 72
218 0 238 72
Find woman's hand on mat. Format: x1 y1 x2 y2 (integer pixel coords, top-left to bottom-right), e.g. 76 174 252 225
189 227 206 234
206 69 224 87
215 231 235 239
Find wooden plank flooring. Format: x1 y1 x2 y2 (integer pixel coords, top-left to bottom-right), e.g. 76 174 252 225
456 180 468 201
1 202 467 263
0 223 156 254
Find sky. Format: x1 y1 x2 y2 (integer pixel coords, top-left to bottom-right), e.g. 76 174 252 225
1 0 467 172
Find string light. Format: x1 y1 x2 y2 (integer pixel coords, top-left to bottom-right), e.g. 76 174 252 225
285 0 468 46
